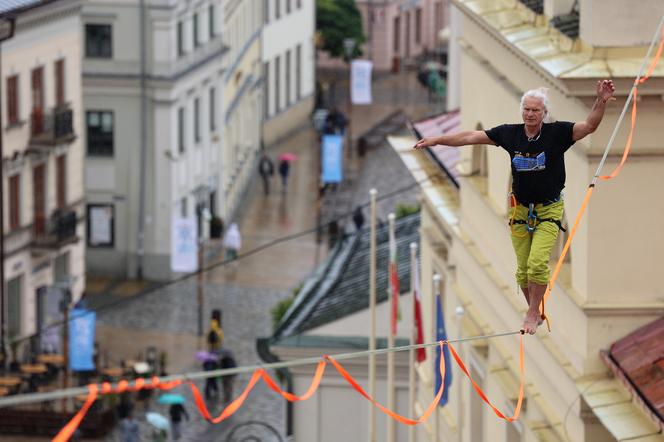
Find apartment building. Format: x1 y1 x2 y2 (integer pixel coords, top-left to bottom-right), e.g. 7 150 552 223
262 0 315 145
1 0 85 355
82 0 228 281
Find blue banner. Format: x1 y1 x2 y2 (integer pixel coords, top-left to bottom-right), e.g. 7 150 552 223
434 293 452 406
69 308 96 372
321 134 344 183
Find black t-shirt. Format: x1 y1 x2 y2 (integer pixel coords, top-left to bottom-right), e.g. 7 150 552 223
485 121 575 204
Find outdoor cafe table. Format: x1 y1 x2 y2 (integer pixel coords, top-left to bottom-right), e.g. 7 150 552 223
0 386 9 396
20 364 48 375
0 376 21 388
37 354 64 365
101 367 123 378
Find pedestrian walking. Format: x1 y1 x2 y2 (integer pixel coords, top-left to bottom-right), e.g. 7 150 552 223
207 318 224 351
278 159 290 191
352 206 365 231
169 403 189 441
120 412 140 442
223 223 241 261
203 357 219 400
415 80 615 334
258 153 275 195
219 349 237 404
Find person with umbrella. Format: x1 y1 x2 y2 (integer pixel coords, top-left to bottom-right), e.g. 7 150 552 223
277 152 297 192
146 412 169 441
169 402 189 441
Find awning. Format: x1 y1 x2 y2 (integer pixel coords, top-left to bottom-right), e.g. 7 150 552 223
411 110 461 187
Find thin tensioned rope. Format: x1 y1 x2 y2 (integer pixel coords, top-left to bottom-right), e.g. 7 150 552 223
0 330 522 408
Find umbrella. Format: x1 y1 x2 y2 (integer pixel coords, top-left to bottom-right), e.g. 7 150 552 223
196 350 218 362
278 152 298 162
158 393 186 405
146 412 170 430
133 362 150 374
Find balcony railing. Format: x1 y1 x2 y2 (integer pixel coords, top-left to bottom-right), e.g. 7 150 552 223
32 209 78 249
29 105 75 146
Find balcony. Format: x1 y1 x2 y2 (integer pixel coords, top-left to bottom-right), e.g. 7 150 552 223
29 105 75 147
31 209 79 250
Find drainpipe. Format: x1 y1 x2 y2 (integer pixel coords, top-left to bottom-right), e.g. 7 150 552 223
0 16 16 364
136 0 147 279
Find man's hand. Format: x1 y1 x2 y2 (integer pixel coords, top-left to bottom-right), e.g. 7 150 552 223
597 79 615 102
414 137 439 150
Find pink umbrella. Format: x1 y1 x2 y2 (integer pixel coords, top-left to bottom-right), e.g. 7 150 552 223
278 152 298 162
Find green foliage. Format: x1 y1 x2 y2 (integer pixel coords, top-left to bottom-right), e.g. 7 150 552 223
317 0 366 59
271 296 295 330
395 203 420 219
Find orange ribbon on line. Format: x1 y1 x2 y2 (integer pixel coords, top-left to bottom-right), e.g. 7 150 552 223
54 338 525 440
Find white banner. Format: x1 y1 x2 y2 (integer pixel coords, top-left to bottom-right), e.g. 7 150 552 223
351 59 373 105
171 217 198 273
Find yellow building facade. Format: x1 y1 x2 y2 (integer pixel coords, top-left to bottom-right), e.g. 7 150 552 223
392 0 664 440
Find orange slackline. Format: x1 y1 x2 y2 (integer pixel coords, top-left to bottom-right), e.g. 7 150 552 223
53 338 526 439
539 24 664 330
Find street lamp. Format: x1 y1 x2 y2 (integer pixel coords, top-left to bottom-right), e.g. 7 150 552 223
343 38 356 159
0 15 16 367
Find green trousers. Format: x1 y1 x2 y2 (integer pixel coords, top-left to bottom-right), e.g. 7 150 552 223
510 199 564 287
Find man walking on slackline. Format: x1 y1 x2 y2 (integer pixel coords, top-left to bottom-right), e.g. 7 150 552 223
414 80 615 334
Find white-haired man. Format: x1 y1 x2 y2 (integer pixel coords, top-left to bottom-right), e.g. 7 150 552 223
414 80 615 334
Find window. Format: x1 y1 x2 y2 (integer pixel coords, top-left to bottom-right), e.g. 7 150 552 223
56 154 67 209
393 16 401 52
6 75 19 125
7 276 22 339
31 67 44 136
263 61 270 118
9 174 20 230
286 50 291 106
177 21 185 56
86 111 114 156
275 0 280 19
209 5 215 38
435 2 444 33
178 107 185 153
181 197 187 217
194 97 201 143
209 87 216 132
297 0 301 8
87 204 114 247
193 13 200 47
264 0 270 24
415 8 422 44
55 59 65 106
275 56 280 112
54 252 70 285
85 24 112 58
296 44 302 101
286 0 291 14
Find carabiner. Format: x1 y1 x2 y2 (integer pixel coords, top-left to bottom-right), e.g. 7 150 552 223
526 203 537 233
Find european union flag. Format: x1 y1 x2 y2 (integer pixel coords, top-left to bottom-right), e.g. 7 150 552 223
434 292 452 406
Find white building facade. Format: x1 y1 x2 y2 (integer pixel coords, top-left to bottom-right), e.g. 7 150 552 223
1 0 85 356
82 0 229 281
261 0 316 145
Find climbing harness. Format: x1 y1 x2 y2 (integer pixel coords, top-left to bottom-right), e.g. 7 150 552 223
508 193 566 237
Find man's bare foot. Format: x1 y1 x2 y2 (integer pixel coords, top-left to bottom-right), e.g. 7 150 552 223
522 310 542 335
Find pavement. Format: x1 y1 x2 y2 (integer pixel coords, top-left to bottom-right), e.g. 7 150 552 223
0 68 439 442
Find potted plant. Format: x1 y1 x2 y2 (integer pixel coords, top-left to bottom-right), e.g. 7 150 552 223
210 216 224 239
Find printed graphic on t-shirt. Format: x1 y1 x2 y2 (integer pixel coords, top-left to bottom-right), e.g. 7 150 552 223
512 151 546 172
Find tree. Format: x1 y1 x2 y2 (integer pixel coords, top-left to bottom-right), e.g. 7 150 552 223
317 0 366 60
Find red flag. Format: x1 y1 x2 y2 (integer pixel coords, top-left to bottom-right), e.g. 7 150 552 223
413 261 426 363
389 223 400 335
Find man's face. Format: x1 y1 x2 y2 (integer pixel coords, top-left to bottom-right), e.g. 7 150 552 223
522 97 545 128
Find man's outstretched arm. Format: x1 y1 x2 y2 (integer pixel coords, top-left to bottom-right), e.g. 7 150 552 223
414 130 495 149
572 79 615 142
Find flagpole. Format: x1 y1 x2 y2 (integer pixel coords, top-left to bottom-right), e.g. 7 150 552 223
368 189 377 442
408 242 417 442
455 305 465 442
387 213 396 442
432 274 441 442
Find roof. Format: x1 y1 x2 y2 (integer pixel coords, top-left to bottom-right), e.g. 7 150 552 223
453 0 664 80
411 110 461 187
0 0 51 17
273 212 420 341
605 317 664 425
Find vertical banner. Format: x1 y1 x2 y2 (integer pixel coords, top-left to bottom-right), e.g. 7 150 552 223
69 309 96 372
351 60 373 105
434 292 453 406
171 217 199 273
321 134 344 183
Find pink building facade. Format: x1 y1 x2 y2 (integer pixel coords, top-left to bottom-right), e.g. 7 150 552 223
319 0 449 71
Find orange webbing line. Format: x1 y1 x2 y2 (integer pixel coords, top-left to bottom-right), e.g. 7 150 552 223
540 24 664 327
52 384 98 442
261 360 327 401
448 336 525 422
